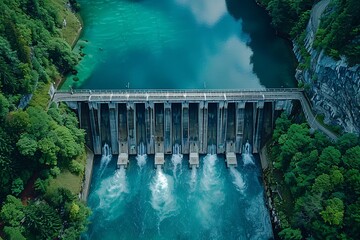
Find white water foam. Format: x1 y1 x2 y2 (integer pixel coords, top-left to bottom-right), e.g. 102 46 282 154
171 153 183 180
136 154 148 169
197 154 225 228
96 166 128 220
242 142 255 165
150 167 178 223
230 166 246 193
99 143 112 177
189 166 197 192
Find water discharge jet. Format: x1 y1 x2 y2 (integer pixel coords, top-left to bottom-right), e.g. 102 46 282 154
229 166 246 193
242 141 255 165
150 166 178 224
136 142 147 169
171 143 183 180
99 143 112 177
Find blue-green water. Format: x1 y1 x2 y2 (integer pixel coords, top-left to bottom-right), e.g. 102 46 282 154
63 0 296 89
84 153 272 239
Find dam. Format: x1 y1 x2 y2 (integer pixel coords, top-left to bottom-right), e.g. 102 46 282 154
53 88 307 168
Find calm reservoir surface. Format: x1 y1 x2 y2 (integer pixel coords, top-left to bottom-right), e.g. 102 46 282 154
63 0 296 90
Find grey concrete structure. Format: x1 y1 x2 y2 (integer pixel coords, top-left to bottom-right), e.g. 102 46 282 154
53 88 337 167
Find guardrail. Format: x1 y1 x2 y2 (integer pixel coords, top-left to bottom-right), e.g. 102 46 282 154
56 88 304 94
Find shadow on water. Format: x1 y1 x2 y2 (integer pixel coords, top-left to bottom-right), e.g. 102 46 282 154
225 0 297 88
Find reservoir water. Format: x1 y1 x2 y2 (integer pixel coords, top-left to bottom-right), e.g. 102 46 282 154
63 0 296 90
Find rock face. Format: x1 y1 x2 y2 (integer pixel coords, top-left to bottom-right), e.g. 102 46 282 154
294 0 360 133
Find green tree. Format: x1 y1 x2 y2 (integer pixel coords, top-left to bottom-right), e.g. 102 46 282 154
25 202 62 239
0 92 9 120
342 146 360 169
312 174 332 194
321 198 344 225
11 178 24 196
317 146 341 173
17 134 37 157
5 110 29 136
337 133 359 153
0 195 25 227
3 226 26 240
278 227 302 240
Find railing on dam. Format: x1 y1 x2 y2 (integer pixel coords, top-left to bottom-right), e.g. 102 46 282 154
52 88 305 103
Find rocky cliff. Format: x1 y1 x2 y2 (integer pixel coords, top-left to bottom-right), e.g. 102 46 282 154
294 0 360 133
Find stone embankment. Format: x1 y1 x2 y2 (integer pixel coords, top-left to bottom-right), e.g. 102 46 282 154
294 0 360 133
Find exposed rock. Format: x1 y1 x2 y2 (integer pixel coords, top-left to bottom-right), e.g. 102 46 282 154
294 0 360 133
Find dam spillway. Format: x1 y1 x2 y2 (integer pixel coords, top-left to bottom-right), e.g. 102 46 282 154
54 89 298 167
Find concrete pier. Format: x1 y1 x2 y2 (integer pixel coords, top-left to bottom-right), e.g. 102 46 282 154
117 153 129 168
189 143 199 168
155 152 165 168
226 152 237 168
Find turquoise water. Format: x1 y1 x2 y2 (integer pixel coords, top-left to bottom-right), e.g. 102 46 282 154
63 0 296 90
84 153 273 239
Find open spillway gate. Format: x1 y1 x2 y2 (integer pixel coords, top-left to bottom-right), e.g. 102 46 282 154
53 89 302 168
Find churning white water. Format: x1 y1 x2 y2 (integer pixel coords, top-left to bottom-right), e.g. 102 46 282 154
136 143 148 169
171 153 183 180
99 143 112 177
150 166 178 223
243 142 255 165
95 166 128 220
197 154 225 228
230 166 246 193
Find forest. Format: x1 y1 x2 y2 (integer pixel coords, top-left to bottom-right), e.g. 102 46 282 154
258 0 360 65
0 0 90 239
268 113 360 239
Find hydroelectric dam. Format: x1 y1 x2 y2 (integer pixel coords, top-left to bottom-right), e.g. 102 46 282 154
52 88 331 169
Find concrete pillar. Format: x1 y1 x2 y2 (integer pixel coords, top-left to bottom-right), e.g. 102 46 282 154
172 103 182 153
182 102 189 154
164 102 172 154
154 103 164 154
235 102 245 153
217 101 227 154
109 103 119 154
89 102 101 155
118 103 128 158
145 102 155 154
127 102 136 155
254 101 264 154
198 101 208 154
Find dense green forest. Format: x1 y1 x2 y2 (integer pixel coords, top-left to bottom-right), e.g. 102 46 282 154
258 0 360 65
268 114 360 239
0 0 90 239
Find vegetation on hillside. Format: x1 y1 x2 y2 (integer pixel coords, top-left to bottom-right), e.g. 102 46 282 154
258 0 360 65
0 0 90 239
268 113 360 239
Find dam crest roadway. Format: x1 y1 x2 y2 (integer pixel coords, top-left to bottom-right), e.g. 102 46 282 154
52 88 337 168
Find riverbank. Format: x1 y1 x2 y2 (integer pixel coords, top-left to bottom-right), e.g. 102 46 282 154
259 144 280 238
81 147 94 202
260 144 292 239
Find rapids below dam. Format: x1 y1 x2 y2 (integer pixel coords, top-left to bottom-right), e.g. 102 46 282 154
83 145 273 240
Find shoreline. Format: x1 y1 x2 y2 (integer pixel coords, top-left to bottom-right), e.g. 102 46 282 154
259 144 280 239
81 146 94 202
71 12 84 49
